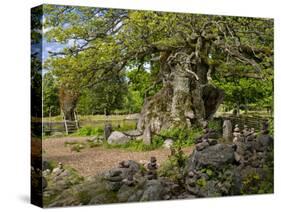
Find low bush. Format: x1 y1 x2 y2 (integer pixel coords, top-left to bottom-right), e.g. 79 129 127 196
159 127 201 148
74 126 103 136
104 139 163 152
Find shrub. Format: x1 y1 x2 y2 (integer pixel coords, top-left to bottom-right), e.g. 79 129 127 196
158 154 187 184
104 138 163 152
159 127 201 147
75 126 103 136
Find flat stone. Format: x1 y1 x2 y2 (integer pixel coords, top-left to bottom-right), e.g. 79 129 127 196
123 130 143 137
193 144 235 169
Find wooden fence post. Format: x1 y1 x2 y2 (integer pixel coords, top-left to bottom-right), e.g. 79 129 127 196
62 110 68 135
74 111 79 129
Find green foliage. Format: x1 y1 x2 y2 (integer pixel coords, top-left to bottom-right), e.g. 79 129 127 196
151 135 165 146
64 141 87 152
159 127 201 147
200 167 215 178
241 168 273 194
43 5 273 118
43 72 60 117
65 140 103 151
213 76 273 112
104 139 163 152
76 72 128 115
112 121 137 132
158 155 183 182
70 144 85 152
196 178 207 187
158 151 188 186
122 87 143 113
74 126 103 136
126 67 161 105
31 55 42 119
208 119 222 132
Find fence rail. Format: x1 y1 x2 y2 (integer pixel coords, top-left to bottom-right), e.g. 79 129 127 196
42 115 272 135
221 115 272 130
42 119 138 135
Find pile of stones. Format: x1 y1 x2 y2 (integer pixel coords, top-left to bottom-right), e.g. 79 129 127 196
103 160 141 192
44 121 273 207
232 120 273 168
184 120 273 197
195 121 218 151
146 157 158 180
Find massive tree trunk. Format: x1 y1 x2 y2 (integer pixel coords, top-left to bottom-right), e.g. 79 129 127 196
59 87 79 121
137 52 224 134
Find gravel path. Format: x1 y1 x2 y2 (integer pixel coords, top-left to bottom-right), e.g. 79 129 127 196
43 136 194 177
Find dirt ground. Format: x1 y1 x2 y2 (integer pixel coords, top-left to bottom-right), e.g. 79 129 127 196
43 136 194 177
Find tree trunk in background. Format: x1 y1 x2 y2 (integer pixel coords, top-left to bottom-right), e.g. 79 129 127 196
59 87 79 121
137 54 224 134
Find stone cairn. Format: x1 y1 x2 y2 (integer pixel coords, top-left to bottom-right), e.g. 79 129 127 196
104 123 113 140
104 168 123 191
119 161 135 186
52 162 64 176
195 121 218 151
232 124 241 143
103 160 141 191
232 120 273 167
232 124 245 164
146 156 158 180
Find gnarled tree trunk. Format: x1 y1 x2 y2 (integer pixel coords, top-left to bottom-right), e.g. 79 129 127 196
59 87 79 121
137 52 224 134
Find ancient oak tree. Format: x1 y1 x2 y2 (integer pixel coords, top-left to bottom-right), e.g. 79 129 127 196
44 6 273 133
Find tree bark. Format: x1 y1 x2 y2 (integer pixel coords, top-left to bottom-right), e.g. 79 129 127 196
137 53 224 134
59 87 79 121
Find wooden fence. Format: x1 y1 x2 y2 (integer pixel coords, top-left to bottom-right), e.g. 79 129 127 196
215 115 272 133
43 119 138 135
42 115 272 135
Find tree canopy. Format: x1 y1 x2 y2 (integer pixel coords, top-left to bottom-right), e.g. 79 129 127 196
43 5 273 124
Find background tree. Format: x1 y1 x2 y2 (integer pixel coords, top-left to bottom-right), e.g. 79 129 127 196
77 72 128 115
43 72 60 117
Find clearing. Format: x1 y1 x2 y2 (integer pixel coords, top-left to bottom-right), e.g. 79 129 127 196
43 136 194 177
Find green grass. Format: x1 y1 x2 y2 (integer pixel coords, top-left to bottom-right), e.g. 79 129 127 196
63 139 163 152
74 126 104 136
158 127 201 148
103 139 163 152
64 141 87 152
43 119 137 138
72 121 137 137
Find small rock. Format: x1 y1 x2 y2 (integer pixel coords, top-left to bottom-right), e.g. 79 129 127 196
196 140 209 151
118 160 130 168
52 162 64 176
43 169 51 176
163 139 174 148
123 130 143 137
188 171 195 178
